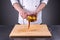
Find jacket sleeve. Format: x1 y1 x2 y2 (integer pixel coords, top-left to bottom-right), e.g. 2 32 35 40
41 0 49 5
10 0 19 5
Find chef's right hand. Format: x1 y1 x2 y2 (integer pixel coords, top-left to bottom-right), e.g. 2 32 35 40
19 10 28 19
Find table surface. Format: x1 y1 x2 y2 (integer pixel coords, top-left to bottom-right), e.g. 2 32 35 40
9 24 52 38
0 25 60 40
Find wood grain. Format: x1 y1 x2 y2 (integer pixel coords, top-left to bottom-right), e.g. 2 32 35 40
9 24 52 38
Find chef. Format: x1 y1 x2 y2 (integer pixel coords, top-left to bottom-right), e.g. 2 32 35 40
10 0 48 24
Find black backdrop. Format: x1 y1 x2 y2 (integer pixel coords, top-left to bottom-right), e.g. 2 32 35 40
0 0 60 25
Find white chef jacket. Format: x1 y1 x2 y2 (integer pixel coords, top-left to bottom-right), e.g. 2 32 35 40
10 0 48 24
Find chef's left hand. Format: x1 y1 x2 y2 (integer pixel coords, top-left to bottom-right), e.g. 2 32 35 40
33 11 37 16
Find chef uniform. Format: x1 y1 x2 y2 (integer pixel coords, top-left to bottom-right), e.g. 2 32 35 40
10 0 48 24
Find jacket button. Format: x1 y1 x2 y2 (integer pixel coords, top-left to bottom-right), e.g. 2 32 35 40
35 5 37 7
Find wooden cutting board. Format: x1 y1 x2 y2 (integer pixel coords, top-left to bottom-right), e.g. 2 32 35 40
9 24 52 38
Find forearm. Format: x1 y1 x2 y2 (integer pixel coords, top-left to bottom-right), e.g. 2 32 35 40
13 3 23 12
12 3 28 19
35 3 46 13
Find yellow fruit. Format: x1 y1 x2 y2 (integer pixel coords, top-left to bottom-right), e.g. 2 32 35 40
33 17 36 20
27 15 37 22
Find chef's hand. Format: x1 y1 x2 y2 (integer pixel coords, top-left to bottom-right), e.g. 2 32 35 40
19 10 28 19
24 11 35 16
26 11 33 16
32 11 37 16
28 11 37 16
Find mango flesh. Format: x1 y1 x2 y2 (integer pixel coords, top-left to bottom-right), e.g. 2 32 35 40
27 15 37 22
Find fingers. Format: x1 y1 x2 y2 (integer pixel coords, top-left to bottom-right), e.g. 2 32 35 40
23 12 28 19
19 10 37 19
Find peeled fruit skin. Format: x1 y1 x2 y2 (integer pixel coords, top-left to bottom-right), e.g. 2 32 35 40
27 15 37 29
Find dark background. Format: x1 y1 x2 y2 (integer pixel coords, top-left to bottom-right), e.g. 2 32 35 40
0 0 60 40
0 0 60 25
